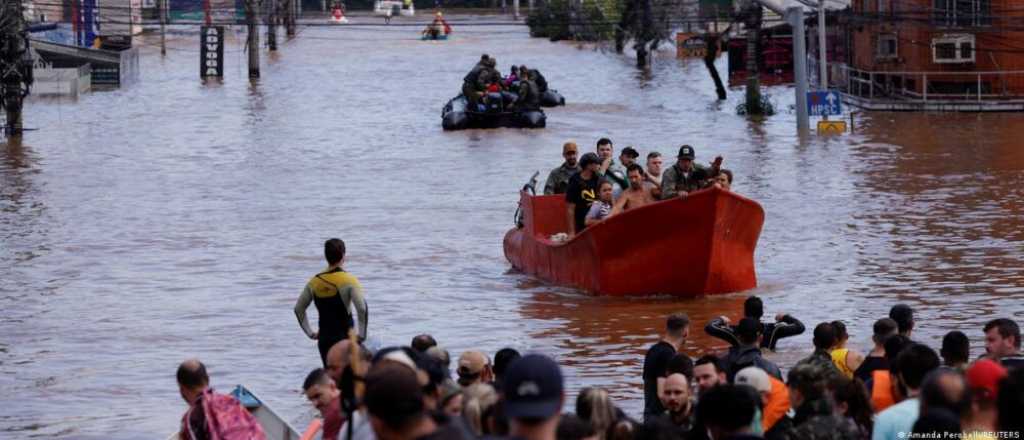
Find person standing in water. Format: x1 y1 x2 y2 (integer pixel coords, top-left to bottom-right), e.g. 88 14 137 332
295 238 369 366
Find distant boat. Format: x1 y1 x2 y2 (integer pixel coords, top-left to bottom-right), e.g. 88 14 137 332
503 187 764 297
374 0 415 16
442 94 546 130
167 385 305 440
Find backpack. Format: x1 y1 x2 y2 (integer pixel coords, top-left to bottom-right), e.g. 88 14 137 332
182 390 267 440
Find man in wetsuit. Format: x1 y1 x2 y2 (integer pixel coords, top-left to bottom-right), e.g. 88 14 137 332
295 238 369 366
704 295 805 352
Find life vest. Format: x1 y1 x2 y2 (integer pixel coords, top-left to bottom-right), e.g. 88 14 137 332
871 370 896 413
308 268 359 340
762 375 790 432
830 348 854 379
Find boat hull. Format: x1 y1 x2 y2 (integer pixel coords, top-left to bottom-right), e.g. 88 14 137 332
503 188 764 297
540 89 565 107
442 94 545 130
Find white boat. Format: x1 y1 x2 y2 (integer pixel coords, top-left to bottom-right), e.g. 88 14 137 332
374 0 415 16
167 385 307 440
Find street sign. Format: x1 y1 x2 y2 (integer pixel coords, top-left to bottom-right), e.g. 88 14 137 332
817 120 847 135
200 26 224 79
807 90 842 116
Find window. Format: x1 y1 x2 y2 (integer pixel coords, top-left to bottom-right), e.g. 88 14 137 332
933 0 991 27
877 33 898 59
877 0 889 14
932 34 976 63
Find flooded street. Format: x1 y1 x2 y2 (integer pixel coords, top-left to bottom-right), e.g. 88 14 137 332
3 16 1024 438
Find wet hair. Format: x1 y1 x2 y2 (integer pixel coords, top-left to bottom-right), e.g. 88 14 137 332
889 304 914 335
872 318 899 344
557 413 596 440
831 320 849 343
411 334 437 352
883 334 912 364
893 343 940 391
666 313 690 337
743 296 763 320
788 363 828 401
920 369 969 416
176 359 209 389
912 408 962 437
695 354 724 373
832 377 873 434
302 368 331 391
576 387 616 437
696 384 758 435
626 164 644 176
596 138 613 149
812 322 837 350
647 151 662 160
364 362 426 430
665 354 695 382
325 238 346 265
984 318 1021 348
493 348 521 379
997 368 1024 432
940 331 970 365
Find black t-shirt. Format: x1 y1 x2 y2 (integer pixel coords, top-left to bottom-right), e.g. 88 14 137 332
853 355 888 383
565 172 600 232
642 340 676 420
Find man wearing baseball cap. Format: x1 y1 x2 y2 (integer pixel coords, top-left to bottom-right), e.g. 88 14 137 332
543 142 581 195
457 350 493 388
565 152 603 236
660 145 721 199
502 354 564 440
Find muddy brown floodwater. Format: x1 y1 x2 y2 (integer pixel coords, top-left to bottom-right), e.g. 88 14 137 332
2 15 1024 438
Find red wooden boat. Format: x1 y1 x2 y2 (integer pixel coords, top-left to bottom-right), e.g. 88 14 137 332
503 187 765 297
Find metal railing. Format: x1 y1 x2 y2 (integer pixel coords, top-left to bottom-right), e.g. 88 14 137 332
835 64 1024 103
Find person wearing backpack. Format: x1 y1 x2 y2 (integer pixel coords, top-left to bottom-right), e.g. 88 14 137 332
176 359 266 440
722 318 783 382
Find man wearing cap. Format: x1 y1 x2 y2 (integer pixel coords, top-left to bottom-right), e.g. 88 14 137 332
962 359 1006 438
457 350 493 388
503 354 564 440
735 366 789 433
565 152 602 236
660 145 721 199
544 142 581 195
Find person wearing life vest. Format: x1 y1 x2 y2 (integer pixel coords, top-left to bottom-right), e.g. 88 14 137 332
295 238 369 367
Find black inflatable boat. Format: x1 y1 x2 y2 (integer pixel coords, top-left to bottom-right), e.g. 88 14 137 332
442 93 546 130
540 89 565 107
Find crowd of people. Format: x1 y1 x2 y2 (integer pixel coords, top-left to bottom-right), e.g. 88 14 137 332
462 54 548 113
541 138 732 235
174 289 1024 440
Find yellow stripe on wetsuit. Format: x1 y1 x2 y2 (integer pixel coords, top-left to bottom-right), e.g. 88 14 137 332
309 271 361 298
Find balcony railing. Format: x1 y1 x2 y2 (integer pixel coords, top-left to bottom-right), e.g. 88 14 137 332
835 64 1024 103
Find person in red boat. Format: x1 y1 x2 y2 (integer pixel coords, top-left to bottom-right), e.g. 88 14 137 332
611 164 657 216
565 152 602 236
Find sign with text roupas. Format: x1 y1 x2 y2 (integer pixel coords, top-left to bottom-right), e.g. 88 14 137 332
200 26 224 79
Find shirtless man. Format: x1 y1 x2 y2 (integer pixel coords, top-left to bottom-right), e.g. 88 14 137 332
611 164 657 216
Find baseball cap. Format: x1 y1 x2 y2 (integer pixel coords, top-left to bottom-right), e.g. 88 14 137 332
563 142 578 154
735 367 771 393
579 152 600 168
621 147 639 158
457 351 490 385
502 354 563 419
966 359 1007 399
677 145 695 160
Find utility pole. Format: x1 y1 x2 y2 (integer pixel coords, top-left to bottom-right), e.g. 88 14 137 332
267 0 278 51
160 0 167 55
743 2 762 114
751 0 809 135
1 0 32 137
285 0 296 38
246 0 260 78
513 0 519 20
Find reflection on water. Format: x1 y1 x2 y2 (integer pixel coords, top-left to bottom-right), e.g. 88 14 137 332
1 16 1023 438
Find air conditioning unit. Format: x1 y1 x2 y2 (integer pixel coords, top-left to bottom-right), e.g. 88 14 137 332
932 34 975 64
